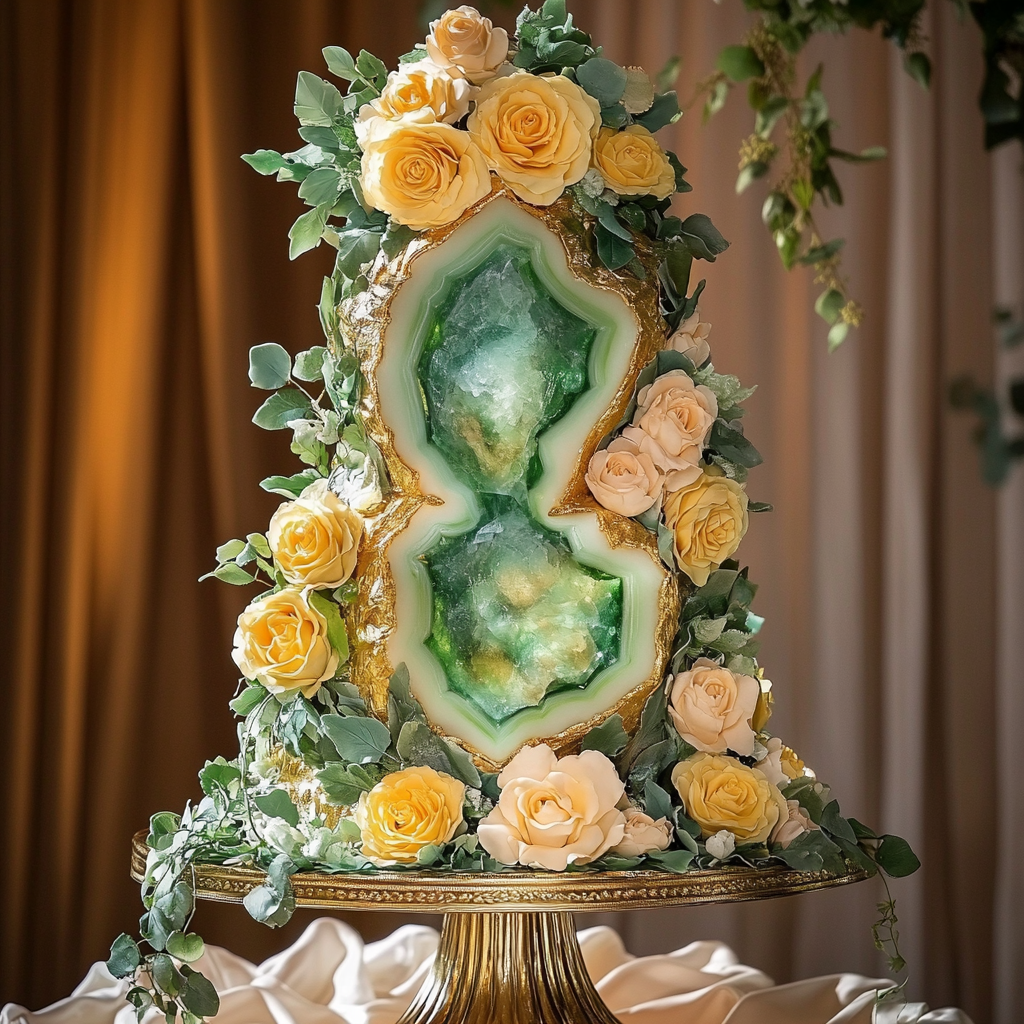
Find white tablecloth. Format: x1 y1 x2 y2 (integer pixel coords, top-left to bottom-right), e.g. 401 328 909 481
1 919 973 1024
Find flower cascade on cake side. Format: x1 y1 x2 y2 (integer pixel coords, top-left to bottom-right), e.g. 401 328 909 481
107 5 919 1018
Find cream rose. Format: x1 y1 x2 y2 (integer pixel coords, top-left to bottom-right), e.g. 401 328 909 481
662 471 749 586
355 766 466 866
425 5 509 84
478 744 626 870
668 658 759 756
671 753 788 844
611 806 673 858
585 436 664 516
666 310 712 367
355 59 472 143
592 125 676 200
467 72 600 205
232 586 339 699
268 479 362 588
359 118 491 230
622 369 717 489
770 799 818 849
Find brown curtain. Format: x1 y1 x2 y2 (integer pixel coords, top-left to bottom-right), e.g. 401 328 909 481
1 1 1017 1020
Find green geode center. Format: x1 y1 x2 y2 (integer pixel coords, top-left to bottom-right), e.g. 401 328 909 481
418 246 623 726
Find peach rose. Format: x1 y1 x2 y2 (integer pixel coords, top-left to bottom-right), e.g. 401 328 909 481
232 586 339 699
426 5 509 84
666 310 712 367
268 480 362 589
359 118 491 230
671 752 788 844
668 658 759 756
611 806 673 857
622 370 718 489
585 436 664 516
662 471 749 586
355 766 466 866
478 744 626 870
356 60 472 140
770 798 818 850
467 72 600 205
592 125 675 200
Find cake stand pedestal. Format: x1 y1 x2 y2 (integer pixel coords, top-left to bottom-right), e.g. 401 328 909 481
131 831 867 1024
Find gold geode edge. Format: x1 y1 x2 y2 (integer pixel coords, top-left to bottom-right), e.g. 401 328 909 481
337 183 681 773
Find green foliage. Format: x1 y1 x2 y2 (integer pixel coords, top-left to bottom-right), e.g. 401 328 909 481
321 714 392 764
514 0 597 73
576 57 627 106
581 714 629 757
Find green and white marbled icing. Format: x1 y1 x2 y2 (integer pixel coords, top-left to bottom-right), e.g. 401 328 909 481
377 198 664 763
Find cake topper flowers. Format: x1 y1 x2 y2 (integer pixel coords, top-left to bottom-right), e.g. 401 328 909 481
106 6 920 1019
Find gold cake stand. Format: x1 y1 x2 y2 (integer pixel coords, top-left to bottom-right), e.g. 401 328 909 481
131 832 867 1023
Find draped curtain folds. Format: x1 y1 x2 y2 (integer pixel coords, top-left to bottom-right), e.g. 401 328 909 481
0 2 1017 1020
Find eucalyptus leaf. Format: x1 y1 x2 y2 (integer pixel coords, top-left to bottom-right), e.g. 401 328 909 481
298 167 343 207
179 971 220 1017
321 714 392 764
709 419 763 468
309 590 350 664
317 762 376 804
634 91 681 132
646 849 695 873
166 931 205 963
260 469 321 498
289 205 328 260
253 789 300 827
198 562 253 586
252 388 314 430
643 780 674 821
580 714 628 757
576 57 627 106
876 835 921 877
680 214 729 262
242 149 289 175
106 934 141 979
151 953 182 996
322 45 359 80
215 538 246 563
294 71 343 126
248 343 292 390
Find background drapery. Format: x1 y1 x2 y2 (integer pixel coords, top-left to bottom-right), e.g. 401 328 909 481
1 0 1019 1019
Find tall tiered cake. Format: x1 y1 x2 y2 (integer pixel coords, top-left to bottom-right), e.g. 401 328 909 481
108 5 917 1017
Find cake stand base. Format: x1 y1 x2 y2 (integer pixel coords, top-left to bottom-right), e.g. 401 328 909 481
399 910 617 1024
130 830 869 1024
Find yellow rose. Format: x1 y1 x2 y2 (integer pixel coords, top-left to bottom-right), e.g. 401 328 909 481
592 125 675 200
585 436 664 516
425 5 509 84
662 471 749 586
355 60 472 142
359 118 491 230
268 479 362 588
232 586 339 699
354 766 466 866
467 72 601 205
478 744 625 870
671 752 788 844
667 657 759 756
622 369 718 490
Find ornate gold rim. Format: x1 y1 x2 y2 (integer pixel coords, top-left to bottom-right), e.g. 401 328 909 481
131 831 868 913
338 183 679 771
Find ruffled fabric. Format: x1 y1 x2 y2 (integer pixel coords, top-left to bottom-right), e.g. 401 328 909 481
1 919 974 1024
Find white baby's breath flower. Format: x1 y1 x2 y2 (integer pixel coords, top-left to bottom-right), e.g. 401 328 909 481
577 167 606 199
705 829 736 861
